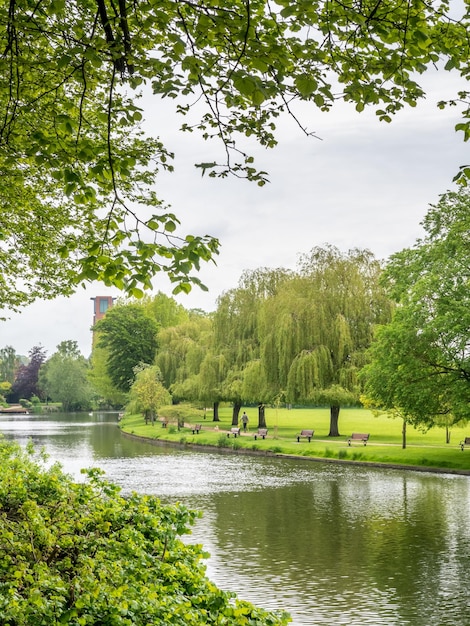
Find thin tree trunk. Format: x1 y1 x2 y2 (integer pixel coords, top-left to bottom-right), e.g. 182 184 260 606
446 425 451 444
212 401 220 422
402 418 407 449
258 403 266 428
328 405 340 437
232 402 241 426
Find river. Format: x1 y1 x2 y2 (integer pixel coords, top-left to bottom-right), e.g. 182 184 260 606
1 411 469 626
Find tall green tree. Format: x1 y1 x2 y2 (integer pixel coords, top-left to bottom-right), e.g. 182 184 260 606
195 352 227 422
240 360 271 429
213 268 291 426
157 313 223 418
156 313 212 391
93 303 159 392
2 1 470 309
213 287 260 425
172 349 227 422
260 247 393 436
362 189 470 432
89 293 190 405
40 341 93 411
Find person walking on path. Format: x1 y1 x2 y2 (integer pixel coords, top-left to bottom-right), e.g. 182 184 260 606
241 411 249 432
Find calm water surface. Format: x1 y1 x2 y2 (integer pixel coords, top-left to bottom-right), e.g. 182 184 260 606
2 412 470 626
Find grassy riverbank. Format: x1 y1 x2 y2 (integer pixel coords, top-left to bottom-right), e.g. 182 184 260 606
119 406 470 474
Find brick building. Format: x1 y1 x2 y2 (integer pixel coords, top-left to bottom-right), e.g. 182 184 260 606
90 296 115 325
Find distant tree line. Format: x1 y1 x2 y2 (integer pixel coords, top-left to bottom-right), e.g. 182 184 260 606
1 190 469 436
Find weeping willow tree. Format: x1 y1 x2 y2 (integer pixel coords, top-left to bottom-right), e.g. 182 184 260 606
192 352 228 422
156 312 225 420
240 360 270 429
156 314 212 391
165 353 226 422
212 268 291 425
260 246 394 436
156 313 220 422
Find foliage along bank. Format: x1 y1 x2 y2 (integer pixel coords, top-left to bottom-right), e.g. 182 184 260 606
0 439 290 626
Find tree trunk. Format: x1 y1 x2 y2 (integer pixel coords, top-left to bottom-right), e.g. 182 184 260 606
212 401 220 422
402 418 407 449
258 403 266 428
446 425 451 444
232 402 241 426
328 405 340 437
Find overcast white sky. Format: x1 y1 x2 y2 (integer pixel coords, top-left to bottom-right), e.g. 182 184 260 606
1 68 468 358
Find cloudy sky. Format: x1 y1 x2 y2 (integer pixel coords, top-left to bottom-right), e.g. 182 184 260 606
1 68 468 358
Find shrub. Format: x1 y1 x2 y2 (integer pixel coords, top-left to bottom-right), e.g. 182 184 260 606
0 439 290 625
160 404 205 424
217 434 229 448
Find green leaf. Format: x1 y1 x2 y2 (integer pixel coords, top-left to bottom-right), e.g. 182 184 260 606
251 89 266 106
294 75 318 97
233 74 256 96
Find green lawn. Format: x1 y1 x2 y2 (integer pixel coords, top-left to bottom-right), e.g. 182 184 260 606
119 405 470 473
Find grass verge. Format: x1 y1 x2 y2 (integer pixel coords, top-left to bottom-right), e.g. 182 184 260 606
118 405 470 474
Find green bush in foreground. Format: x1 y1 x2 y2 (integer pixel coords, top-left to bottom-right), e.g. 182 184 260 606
0 440 290 626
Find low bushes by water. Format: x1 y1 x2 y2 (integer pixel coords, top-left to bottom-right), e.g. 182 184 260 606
0 439 290 626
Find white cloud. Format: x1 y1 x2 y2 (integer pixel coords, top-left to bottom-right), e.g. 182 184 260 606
1 69 468 357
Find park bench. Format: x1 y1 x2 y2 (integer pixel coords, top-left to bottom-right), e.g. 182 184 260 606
296 429 314 442
161 419 168 428
227 427 241 438
348 433 369 446
191 424 202 434
254 428 268 440
460 437 470 451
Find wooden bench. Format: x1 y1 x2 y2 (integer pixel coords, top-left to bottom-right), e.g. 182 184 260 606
227 427 241 438
161 419 168 428
348 433 369 446
254 428 268 440
191 424 202 434
460 437 470 451
297 429 314 442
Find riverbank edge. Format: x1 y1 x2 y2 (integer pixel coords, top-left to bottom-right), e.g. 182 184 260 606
120 430 470 477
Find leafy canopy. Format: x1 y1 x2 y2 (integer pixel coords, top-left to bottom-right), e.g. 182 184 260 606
362 188 470 428
93 303 159 392
40 341 93 411
1 0 469 310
